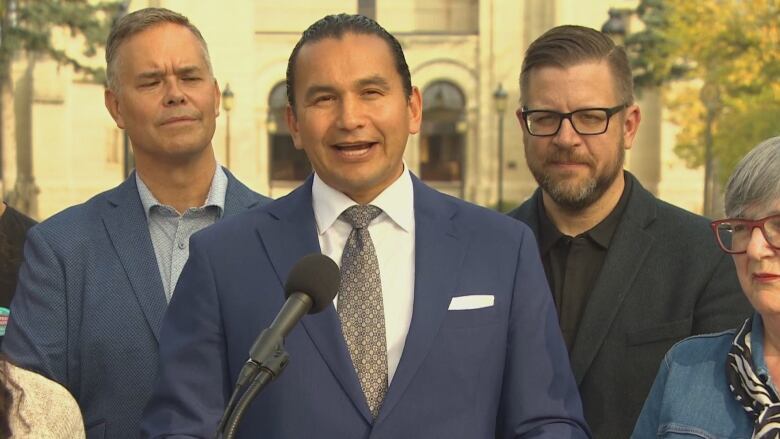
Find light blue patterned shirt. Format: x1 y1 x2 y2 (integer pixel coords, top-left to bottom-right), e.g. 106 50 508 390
136 166 227 301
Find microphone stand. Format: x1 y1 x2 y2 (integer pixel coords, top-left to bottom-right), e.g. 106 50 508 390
217 344 290 439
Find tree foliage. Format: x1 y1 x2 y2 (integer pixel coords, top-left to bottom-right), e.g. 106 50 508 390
0 0 122 83
0 0 121 211
628 0 780 184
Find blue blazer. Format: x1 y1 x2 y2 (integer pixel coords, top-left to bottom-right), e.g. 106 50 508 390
2 170 270 439
141 176 589 439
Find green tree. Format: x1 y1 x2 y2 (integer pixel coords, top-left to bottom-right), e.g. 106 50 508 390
0 0 121 214
628 0 780 215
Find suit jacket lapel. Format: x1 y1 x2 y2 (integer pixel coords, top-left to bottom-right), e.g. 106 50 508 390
102 174 168 341
511 177 658 385
568 174 656 384
101 169 264 343
222 167 266 216
377 176 466 422
256 177 372 422
507 188 542 235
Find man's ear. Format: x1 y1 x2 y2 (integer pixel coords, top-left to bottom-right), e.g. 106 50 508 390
104 88 125 129
285 104 304 150
622 104 641 151
407 86 423 135
213 79 221 118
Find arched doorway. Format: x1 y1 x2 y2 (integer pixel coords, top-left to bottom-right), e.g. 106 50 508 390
268 82 311 184
420 81 466 188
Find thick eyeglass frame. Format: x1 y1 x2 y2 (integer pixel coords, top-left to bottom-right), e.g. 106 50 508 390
520 103 628 137
710 214 780 254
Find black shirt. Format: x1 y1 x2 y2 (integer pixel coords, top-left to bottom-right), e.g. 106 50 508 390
537 175 632 351
0 203 36 308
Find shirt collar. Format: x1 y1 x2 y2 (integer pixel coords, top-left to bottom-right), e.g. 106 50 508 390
536 171 633 251
588 173 632 247
752 312 771 380
537 195 563 255
135 164 228 219
312 164 414 235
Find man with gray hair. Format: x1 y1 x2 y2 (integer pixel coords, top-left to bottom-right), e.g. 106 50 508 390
508 25 750 437
3 7 269 438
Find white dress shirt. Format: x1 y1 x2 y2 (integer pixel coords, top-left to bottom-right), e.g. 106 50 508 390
312 168 415 384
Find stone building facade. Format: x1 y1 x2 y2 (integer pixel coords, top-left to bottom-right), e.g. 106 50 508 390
1 0 706 220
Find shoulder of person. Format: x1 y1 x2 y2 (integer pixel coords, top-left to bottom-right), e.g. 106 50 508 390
223 167 272 206
8 362 73 399
664 329 737 364
7 363 85 438
626 176 711 232
2 205 37 230
187 200 277 256
28 178 137 241
627 184 725 263
441 192 534 237
505 192 538 221
653 197 713 231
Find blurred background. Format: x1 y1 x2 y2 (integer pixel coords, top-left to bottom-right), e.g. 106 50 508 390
0 0 777 220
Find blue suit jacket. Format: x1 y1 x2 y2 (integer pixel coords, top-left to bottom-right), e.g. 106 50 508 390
141 176 589 438
2 169 270 439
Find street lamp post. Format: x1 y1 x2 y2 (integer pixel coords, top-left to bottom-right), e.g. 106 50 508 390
222 83 235 168
493 84 508 210
700 82 720 217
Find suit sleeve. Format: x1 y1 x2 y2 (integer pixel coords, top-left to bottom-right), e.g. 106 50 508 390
2 226 71 385
693 251 751 333
497 227 591 438
141 236 230 439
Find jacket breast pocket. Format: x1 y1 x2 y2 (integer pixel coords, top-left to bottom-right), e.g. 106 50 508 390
627 316 692 346
441 306 498 329
656 422 749 439
86 420 105 439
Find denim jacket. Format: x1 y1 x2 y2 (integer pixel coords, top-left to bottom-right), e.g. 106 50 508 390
631 315 772 438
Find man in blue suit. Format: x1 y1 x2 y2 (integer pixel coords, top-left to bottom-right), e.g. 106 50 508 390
2 8 270 439
142 14 589 438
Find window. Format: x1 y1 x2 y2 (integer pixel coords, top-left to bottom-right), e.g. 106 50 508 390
415 0 478 33
358 0 376 19
268 82 311 182
420 81 466 182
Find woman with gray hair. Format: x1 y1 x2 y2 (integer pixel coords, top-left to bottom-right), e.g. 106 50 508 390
632 136 780 438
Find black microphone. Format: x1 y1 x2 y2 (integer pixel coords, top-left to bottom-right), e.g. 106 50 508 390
218 253 340 438
247 253 340 367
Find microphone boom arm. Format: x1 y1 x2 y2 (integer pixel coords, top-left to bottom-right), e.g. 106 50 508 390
219 345 290 439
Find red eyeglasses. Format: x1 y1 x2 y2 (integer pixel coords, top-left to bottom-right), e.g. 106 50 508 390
710 214 780 254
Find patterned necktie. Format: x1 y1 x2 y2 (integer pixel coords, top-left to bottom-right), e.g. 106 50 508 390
337 204 388 419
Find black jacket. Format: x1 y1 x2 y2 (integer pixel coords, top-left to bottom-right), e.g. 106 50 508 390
508 172 751 439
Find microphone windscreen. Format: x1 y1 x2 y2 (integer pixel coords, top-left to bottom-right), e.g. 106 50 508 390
284 253 340 314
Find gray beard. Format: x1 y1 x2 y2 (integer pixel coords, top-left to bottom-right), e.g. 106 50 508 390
539 174 601 211
532 146 624 212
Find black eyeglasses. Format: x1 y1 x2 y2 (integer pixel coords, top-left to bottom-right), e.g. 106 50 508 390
710 214 780 254
520 104 628 136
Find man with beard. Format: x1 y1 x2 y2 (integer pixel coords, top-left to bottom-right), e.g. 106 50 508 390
508 25 750 438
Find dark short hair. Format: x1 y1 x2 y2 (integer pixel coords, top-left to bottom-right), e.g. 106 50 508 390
106 7 212 91
285 13 412 111
520 25 634 105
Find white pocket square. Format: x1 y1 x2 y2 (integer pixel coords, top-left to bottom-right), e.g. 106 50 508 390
448 294 494 310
